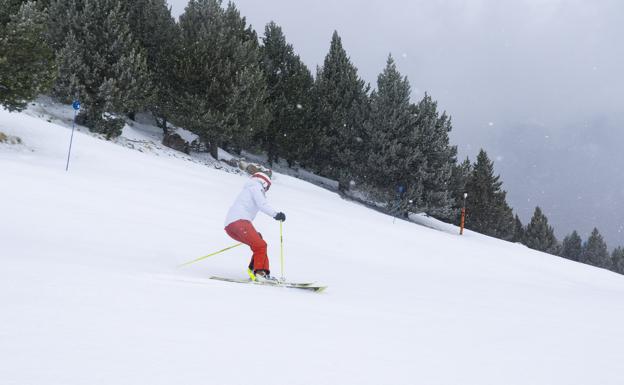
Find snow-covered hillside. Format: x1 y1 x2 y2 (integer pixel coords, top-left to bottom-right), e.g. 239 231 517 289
2 103 624 385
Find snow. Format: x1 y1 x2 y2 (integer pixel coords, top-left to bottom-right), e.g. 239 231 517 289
1 103 624 385
408 212 463 234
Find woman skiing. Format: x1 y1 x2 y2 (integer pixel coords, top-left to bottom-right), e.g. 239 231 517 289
224 172 286 282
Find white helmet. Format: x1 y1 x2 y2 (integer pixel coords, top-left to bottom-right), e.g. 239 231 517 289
252 172 272 191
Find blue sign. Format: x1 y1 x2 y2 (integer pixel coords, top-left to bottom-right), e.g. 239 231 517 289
72 100 81 111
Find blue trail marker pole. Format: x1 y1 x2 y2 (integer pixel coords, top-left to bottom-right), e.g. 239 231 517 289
65 100 81 171
393 185 406 224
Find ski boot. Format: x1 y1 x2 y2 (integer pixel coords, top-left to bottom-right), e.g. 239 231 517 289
248 269 280 284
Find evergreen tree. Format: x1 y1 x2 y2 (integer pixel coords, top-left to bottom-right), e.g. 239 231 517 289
126 0 179 128
411 94 457 219
174 0 269 159
611 247 624 274
313 31 369 187
0 0 27 25
0 1 55 111
0 0 48 26
446 157 472 227
560 230 583 262
464 149 514 240
511 214 525 243
365 54 419 213
449 157 471 213
524 206 559 254
259 21 314 165
582 228 610 268
53 0 151 137
47 0 82 51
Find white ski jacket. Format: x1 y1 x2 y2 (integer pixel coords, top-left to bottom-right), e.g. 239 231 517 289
224 179 278 227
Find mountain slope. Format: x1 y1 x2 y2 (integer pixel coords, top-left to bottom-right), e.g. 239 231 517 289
1 104 623 385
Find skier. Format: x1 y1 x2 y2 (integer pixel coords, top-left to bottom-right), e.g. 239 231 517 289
224 172 286 282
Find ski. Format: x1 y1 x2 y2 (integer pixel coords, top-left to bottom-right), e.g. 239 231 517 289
209 276 327 293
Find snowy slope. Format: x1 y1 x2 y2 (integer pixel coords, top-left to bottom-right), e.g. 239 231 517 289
1 104 624 385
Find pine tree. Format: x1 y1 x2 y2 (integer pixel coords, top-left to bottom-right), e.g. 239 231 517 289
511 214 525 243
449 157 471 213
313 31 369 187
126 0 179 128
411 94 457 219
365 54 418 212
446 157 472 227
0 0 27 25
582 228 610 268
524 206 559 254
53 0 151 137
47 0 82 51
0 1 56 111
611 247 624 274
464 149 514 240
220 2 270 155
0 0 47 26
259 21 314 165
174 0 269 159
560 230 583 262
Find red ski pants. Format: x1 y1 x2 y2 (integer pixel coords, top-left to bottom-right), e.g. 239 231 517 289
224 220 270 273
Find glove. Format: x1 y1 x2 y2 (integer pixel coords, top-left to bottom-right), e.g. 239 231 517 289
274 212 286 222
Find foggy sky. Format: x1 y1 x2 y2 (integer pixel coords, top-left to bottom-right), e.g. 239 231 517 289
168 0 624 247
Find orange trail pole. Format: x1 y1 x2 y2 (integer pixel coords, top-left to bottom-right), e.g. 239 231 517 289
460 208 466 235
460 193 468 235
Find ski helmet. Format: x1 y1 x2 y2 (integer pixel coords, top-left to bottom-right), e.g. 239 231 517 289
252 172 272 191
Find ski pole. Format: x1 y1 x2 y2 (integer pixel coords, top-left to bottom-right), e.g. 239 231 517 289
280 221 285 281
178 243 243 268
